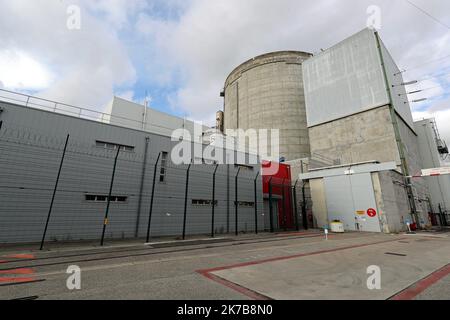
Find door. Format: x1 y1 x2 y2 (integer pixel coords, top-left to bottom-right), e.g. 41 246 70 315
324 173 381 232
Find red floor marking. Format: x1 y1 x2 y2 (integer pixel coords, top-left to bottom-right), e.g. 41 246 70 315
0 268 35 275
5 254 35 259
276 232 323 237
197 237 404 300
0 277 36 283
390 264 450 300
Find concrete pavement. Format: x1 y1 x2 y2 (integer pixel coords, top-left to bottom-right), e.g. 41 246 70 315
0 231 448 300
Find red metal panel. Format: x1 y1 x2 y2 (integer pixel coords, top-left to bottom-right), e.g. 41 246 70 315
261 161 294 229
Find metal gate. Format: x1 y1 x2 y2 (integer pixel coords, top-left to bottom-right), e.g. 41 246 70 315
324 173 381 232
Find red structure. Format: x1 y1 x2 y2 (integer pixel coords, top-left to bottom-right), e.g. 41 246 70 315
262 161 294 230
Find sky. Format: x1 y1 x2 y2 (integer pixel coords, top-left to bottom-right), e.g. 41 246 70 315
0 0 449 151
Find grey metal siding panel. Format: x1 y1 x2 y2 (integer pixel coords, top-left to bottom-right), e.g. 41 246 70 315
0 101 264 243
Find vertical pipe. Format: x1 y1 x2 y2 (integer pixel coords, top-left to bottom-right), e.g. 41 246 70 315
439 204 447 227
182 163 192 240
146 152 162 243
40 134 70 250
375 31 418 224
302 181 308 230
254 171 260 234
227 164 230 233
269 177 274 233
282 178 287 231
211 165 219 238
235 167 242 236
135 137 150 238
100 147 121 246
293 179 299 231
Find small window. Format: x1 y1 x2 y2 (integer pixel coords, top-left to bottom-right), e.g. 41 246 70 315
85 195 128 203
234 201 255 208
96 141 135 152
192 199 218 206
160 152 168 183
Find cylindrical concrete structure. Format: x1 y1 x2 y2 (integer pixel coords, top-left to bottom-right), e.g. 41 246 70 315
223 51 312 161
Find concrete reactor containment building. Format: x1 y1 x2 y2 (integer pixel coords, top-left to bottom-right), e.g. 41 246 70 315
222 51 312 161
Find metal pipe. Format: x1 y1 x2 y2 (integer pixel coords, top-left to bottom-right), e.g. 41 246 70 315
282 178 287 231
100 146 121 246
211 164 219 238
375 31 418 225
235 167 242 236
254 171 260 234
135 137 150 238
146 152 162 243
182 163 192 240
40 134 70 250
293 179 300 231
268 177 274 233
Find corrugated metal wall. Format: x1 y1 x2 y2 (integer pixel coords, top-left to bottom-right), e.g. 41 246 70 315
0 101 264 244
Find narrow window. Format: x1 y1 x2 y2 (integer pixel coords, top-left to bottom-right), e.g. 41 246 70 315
192 199 218 206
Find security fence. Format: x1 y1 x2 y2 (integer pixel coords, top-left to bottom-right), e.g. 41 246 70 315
0 122 267 248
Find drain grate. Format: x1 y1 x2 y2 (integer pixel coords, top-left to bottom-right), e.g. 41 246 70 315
385 252 407 257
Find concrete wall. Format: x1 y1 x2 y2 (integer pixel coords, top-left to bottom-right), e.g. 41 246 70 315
396 115 430 223
309 106 401 166
224 51 312 161
377 171 410 233
0 101 264 244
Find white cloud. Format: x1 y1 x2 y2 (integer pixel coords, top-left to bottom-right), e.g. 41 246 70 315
134 0 450 128
0 50 53 90
1 0 449 136
0 0 136 111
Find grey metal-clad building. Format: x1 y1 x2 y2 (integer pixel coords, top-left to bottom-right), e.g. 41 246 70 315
0 99 264 244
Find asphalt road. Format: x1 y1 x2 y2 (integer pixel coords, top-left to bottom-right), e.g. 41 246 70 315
0 231 448 300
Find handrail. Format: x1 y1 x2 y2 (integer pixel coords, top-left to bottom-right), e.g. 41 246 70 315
0 88 178 133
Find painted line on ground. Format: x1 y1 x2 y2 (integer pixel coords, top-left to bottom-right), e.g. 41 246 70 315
0 268 35 275
389 263 450 300
197 237 405 300
0 279 45 287
5 254 35 259
0 277 36 283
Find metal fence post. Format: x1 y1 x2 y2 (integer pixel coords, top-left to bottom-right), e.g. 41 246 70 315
293 179 300 231
269 177 274 233
282 179 287 231
135 137 150 238
182 163 192 240
439 204 447 227
146 152 162 243
254 171 260 234
40 134 70 250
302 181 308 230
211 165 219 238
100 147 121 246
235 167 242 236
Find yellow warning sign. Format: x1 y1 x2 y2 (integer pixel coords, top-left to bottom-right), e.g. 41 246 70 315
356 210 365 215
